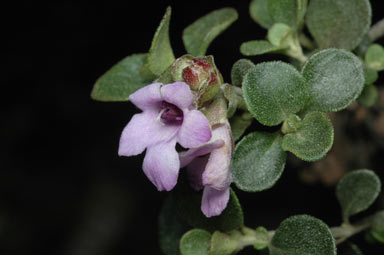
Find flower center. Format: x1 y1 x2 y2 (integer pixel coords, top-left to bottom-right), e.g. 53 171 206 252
160 101 183 125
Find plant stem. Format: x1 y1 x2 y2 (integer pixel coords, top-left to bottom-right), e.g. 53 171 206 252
331 215 374 244
369 18 384 42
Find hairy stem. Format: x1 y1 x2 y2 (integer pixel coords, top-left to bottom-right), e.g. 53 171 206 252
331 215 373 244
369 18 384 42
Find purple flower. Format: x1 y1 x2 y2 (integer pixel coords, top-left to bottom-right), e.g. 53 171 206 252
179 123 233 217
118 82 212 191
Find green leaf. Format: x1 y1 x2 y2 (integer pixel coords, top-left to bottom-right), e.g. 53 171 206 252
159 195 190 255
270 215 336 255
253 226 270 250
371 211 384 243
364 66 378 85
306 0 371 50
180 229 211 255
302 49 365 112
146 7 175 76
183 8 238 56
282 112 334 162
267 23 292 47
240 40 283 56
230 113 253 142
231 59 255 87
91 53 152 102
243 61 308 126
267 0 308 28
357 84 378 107
174 187 244 232
232 131 287 192
365 44 384 71
249 0 274 29
210 231 239 255
155 64 174 84
336 169 381 221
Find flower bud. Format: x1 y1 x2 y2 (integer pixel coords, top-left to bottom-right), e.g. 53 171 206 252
171 55 223 106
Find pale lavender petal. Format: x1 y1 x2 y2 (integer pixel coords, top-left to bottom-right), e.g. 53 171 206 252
161 82 194 109
143 139 180 191
129 83 162 111
201 187 230 217
186 155 209 191
202 124 232 190
177 109 211 148
179 140 224 168
118 111 179 156
118 111 157 156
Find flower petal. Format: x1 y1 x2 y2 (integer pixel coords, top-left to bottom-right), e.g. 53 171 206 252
129 83 162 111
118 111 179 156
161 82 194 109
178 109 211 148
202 124 232 190
201 187 230 217
179 140 224 168
118 111 156 156
186 155 209 191
142 139 180 191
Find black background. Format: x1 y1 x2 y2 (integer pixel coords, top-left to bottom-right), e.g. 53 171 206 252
4 0 384 254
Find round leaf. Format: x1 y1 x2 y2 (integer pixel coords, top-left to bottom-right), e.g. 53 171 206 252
232 131 287 192
240 40 282 56
159 196 190 255
357 84 378 107
91 53 152 102
336 169 381 221
180 229 211 255
174 187 244 232
243 61 308 126
268 0 307 28
270 215 336 255
231 59 255 87
306 0 371 50
302 49 365 112
282 112 334 162
183 8 238 56
364 66 378 85
249 0 274 29
365 44 384 71
267 23 292 47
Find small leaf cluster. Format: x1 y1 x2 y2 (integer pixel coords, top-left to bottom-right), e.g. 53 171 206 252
91 6 238 102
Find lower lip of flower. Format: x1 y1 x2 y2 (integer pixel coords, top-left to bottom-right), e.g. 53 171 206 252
160 101 183 125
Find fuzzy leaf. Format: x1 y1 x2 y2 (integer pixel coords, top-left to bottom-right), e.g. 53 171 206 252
365 44 384 71
267 23 292 47
183 8 238 56
180 229 211 255
364 66 378 85
267 0 308 28
249 0 274 29
232 131 286 192
230 113 253 142
357 84 378 107
270 215 336 255
210 231 239 255
174 187 244 232
243 61 308 126
91 53 152 101
306 0 371 50
145 7 175 76
240 40 283 56
159 195 190 255
302 49 365 112
336 169 381 221
231 59 255 87
282 112 334 162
